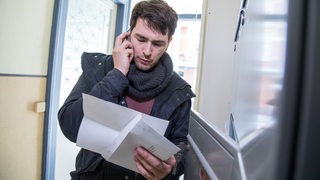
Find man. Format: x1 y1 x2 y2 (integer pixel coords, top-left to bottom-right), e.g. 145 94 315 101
58 0 195 179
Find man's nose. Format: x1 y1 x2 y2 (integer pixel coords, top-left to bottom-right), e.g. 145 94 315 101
143 42 152 57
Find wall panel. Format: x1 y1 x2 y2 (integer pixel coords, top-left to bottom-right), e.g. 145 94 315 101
0 76 46 180
197 0 240 131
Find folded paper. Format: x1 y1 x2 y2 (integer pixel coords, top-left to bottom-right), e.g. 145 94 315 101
76 93 180 172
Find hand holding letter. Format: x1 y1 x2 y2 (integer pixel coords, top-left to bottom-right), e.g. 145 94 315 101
134 146 176 180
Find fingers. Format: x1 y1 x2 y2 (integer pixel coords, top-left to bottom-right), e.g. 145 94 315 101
114 31 132 53
134 147 176 179
112 32 133 75
114 31 131 47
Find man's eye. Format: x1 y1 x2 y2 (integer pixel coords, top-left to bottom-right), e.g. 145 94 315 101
137 38 146 42
153 43 162 47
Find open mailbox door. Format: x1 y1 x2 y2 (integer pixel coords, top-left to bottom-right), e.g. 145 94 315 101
185 111 244 180
185 0 320 179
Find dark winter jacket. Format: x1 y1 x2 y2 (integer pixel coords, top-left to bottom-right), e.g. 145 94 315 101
58 52 195 179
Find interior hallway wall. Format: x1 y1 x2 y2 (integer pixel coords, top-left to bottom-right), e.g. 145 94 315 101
0 0 54 179
196 0 241 132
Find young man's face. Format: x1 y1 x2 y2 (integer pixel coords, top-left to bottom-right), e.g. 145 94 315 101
130 18 171 71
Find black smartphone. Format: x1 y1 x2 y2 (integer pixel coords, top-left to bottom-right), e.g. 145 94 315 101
126 30 131 42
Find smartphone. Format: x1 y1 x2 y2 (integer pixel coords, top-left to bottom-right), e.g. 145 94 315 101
126 30 131 42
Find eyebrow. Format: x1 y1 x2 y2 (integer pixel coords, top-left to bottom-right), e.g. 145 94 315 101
135 33 167 45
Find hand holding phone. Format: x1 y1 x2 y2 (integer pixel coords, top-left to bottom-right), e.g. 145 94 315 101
112 31 134 75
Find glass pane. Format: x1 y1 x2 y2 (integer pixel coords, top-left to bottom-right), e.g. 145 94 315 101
59 0 114 105
166 0 203 14
167 20 202 93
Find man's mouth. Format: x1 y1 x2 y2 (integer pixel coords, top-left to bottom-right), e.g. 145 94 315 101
138 58 150 65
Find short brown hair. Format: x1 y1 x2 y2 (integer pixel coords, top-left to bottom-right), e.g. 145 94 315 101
130 0 178 39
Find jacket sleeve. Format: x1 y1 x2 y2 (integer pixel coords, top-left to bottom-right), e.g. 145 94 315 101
164 99 192 179
58 66 129 143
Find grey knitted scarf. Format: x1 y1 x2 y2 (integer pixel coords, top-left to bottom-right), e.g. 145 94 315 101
126 53 173 100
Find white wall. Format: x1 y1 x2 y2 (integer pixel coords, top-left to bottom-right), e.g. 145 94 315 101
195 0 241 132
0 0 53 76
